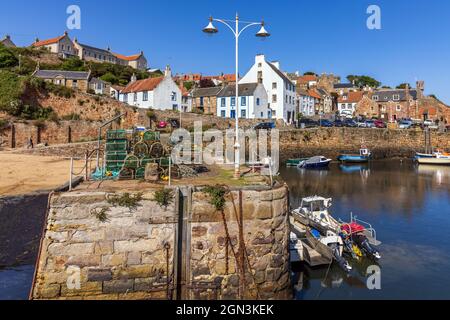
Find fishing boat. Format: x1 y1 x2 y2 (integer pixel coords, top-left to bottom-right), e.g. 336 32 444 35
291 196 381 260
417 157 450 165
297 156 332 169
305 228 352 272
337 148 371 163
286 158 309 167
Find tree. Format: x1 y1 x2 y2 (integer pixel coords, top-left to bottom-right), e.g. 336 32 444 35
347 75 381 88
396 83 411 89
0 44 18 68
60 57 86 71
100 72 119 85
183 81 194 91
303 71 316 76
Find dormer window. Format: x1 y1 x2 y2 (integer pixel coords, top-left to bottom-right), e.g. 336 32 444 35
393 94 400 101
343 95 348 101
373 95 379 101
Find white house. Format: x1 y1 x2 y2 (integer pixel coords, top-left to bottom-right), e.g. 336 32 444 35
297 89 315 117
216 83 269 119
239 54 297 123
32 31 77 58
337 91 364 116
120 66 182 111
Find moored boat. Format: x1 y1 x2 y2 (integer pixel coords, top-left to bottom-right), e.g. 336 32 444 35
286 158 309 167
297 156 332 169
417 157 450 165
338 148 371 163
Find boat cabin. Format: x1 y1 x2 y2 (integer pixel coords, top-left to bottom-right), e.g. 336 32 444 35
360 148 370 156
300 196 333 220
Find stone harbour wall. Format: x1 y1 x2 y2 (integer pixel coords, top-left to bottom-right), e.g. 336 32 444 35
31 185 291 300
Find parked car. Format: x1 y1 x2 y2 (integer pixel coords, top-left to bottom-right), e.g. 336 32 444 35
365 120 376 128
423 119 434 127
299 118 318 128
168 119 180 129
343 119 358 127
374 119 387 128
253 122 276 130
156 121 169 129
318 119 334 127
333 120 345 127
357 120 368 128
399 120 413 129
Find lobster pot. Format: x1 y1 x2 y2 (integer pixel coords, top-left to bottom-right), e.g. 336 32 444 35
106 130 127 141
143 130 160 142
123 155 139 170
106 140 127 152
106 152 127 172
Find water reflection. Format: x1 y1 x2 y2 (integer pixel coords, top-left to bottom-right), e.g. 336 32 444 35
282 160 450 300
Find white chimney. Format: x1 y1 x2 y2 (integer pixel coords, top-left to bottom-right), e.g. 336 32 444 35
165 65 172 77
131 73 137 83
255 54 266 64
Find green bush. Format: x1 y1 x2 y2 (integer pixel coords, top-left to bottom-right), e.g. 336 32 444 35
0 44 18 68
0 70 23 114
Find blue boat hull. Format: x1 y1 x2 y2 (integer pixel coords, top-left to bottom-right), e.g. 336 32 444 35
301 160 332 169
337 155 370 163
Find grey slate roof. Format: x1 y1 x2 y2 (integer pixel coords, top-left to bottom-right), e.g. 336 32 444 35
267 62 295 85
191 87 223 98
334 83 356 89
372 89 418 102
217 83 259 97
33 70 91 80
77 42 112 55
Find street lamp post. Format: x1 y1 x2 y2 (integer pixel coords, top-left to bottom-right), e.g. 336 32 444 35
203 14 270 178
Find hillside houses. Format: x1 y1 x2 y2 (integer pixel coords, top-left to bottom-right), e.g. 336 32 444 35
31 32 148 70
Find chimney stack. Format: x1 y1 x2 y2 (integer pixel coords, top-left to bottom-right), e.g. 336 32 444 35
165 65 172 77
131 73 137 83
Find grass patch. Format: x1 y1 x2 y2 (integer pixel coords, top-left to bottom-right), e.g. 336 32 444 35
107 192 143 211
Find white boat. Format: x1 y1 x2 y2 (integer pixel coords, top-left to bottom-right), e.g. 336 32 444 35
291 196 381 260
417 157 450 165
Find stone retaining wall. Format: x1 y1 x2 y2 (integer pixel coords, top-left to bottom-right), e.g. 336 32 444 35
31 185 291 300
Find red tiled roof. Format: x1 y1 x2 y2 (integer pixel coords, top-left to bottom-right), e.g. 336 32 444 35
121 77 164 94
308 89 321 99
298 75 318 83
338 91 364 103
113 53 142 61
32 35 66 47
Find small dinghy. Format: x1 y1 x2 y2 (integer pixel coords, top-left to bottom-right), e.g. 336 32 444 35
297 156 332 169
338 148 371 163
340 222 381 260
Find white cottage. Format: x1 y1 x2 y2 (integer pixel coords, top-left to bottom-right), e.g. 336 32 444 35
239 54 296 123
120 66 182 111
297 89 316 117
216 83 269 119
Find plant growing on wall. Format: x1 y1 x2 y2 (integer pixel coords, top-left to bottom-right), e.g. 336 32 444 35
203 185 227 211
107 192 143 211
153 188 174 209
91 207 110 222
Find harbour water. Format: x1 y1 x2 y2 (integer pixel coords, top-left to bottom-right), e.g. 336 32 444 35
281 160 450 300
1 160 449 300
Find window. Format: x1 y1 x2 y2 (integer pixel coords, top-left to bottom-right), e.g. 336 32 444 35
272 110 276 116
221 98 226 107
134 93 138 102
261 112 264 117
258 63 262 67
96 82 102 90
171 92 177 101
393 94 400 101
123 94 128 102
72 80 78 88
143 91 148 101
272 82 277 89
172 105 178 111
221 110 226 117
343 95 348 101
200 97 204 106
241 109 246 118
61 45 65 50
256 98 260 106
241 97 247 106
347 103 352 109
373 95 379 101
231 97 236 106
257 71 263 83
272 94 277 103
396 105 401 111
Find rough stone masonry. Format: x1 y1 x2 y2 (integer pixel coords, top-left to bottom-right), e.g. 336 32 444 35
31 185 291 300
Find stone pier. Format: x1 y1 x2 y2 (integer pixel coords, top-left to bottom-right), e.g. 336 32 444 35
31 184 291 300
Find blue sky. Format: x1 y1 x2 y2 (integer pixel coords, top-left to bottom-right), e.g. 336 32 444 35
1 0 449 103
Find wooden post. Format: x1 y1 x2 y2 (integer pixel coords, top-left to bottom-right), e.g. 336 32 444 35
69 157 73 192
10 124 16 149
68 126 72 144
85 151 89 181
